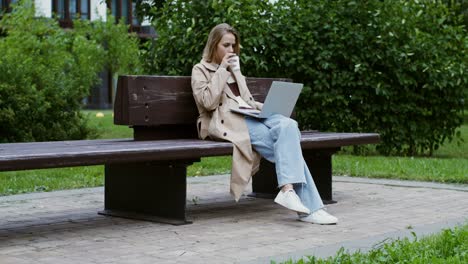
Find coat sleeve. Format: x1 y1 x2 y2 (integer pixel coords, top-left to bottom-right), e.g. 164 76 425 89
191 65 230 111
254 101 264 110
240 84 263 110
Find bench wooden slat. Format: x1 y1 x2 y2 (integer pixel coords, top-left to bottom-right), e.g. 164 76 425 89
0 132 379 171
114 75 291 127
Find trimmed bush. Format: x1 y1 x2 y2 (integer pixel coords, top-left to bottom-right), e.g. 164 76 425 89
143 0 467 155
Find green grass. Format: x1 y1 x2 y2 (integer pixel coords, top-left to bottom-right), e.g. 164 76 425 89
0 110 466 196
432 124 468 159
274 224 468 264
333 155 468 184
0 166 103 195
333 122 468 184
188 156 232 176
84 110 132 139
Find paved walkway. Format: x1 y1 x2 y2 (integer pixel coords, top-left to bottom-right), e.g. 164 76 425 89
0 175 467 264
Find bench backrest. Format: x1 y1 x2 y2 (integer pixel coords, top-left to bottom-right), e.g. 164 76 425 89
114 75 291 140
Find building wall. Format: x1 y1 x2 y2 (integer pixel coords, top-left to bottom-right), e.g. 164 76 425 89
34 0 51 17
33 0 107 21
90 0 106 21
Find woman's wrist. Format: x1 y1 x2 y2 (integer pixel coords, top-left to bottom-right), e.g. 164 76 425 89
219 63 229 69
218 65 229 72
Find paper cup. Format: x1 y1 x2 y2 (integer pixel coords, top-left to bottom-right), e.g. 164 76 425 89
231 55 241 71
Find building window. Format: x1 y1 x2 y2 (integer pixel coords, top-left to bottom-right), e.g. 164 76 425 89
106 0 140 27
52 0 90 27
80 0 89 19
1 0 18 13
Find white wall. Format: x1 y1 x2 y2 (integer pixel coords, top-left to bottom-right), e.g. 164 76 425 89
34 0 51 18
139 0 151 26
32 0 107 21
90 0 107 21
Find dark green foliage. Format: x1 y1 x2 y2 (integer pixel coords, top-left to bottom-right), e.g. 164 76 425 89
143 0 467 155
0 0 142 143
142 0 273 75
270 0 467 156
442 0 468 26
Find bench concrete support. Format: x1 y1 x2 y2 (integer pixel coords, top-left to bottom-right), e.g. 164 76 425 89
99 159 198 225
251 148 339 204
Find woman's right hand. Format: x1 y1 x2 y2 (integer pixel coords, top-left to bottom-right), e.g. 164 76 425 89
220 53 237 69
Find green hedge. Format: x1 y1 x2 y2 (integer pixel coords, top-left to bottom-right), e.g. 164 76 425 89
141 0 273 75
0 0 141 143
144 0 467 155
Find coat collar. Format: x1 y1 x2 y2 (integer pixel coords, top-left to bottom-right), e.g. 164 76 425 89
200 59 219 72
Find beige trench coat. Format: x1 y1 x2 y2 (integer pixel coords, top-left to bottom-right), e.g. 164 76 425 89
191 60 262 201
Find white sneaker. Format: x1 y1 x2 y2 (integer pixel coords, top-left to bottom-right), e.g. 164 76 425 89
299 209 338 225
274 189 311 214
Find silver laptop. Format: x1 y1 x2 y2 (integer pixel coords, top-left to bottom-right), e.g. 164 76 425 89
230 81 303 118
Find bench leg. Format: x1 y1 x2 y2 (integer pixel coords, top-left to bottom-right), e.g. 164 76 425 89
99 160 197 225
303 148 340 204
250 158 278 199
250 148 340 204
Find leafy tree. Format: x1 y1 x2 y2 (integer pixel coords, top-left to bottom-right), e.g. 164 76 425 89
0 0 142 142
73 13 143 77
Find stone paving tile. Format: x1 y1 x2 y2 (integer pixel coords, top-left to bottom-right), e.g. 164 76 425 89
0 175 467 264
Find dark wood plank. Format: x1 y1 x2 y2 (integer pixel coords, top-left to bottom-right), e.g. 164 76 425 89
114 75 291 127
300 132 381 148
133 125 199 140
0 132 379 171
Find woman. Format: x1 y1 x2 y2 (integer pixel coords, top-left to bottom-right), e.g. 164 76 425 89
191 23 337 224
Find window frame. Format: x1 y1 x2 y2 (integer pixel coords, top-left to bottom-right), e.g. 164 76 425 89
106 0 140 28
1 0 16 13
52 0 91 28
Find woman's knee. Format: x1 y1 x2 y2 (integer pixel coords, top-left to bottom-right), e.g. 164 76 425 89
276 116 299 130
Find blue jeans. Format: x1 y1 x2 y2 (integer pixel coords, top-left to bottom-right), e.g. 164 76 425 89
245 114 324 214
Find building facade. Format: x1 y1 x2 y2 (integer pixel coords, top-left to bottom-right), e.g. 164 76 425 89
2 0 150 28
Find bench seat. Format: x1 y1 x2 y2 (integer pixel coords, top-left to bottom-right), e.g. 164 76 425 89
0 132 378 171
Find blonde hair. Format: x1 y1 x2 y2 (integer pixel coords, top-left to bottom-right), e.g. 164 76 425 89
202 23 240 63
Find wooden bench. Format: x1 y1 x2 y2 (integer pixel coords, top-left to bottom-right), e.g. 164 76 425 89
0 75 380 225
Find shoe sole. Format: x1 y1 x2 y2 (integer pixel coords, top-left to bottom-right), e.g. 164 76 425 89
298 219 338 225
297 218 338 225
